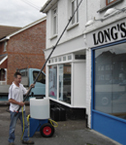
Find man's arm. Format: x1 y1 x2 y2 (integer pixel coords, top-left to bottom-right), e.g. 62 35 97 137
26 84 35 95
9 98 25 107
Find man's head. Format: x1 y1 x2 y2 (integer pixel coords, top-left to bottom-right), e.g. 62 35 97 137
14 72 22 84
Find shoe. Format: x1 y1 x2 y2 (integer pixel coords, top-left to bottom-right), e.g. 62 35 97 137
9 143 14 145
22 140 34 144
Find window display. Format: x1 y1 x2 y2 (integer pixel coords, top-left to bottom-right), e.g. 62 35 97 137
94 42 126 120
59 64 71 104
49 63 71 104
49 66 57 99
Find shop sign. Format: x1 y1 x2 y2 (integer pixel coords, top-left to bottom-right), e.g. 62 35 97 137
91 20 126 46
86 19 126 47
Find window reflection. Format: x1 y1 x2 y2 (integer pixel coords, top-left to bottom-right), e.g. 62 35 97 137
94 43 126 120
33 71 45 84
59 64 71 104
49 66 57 99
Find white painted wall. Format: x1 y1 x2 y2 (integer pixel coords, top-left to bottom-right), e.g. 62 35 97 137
73 62 86 107
46 0 87 49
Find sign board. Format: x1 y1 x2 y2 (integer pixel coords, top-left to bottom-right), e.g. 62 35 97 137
86 18 126 47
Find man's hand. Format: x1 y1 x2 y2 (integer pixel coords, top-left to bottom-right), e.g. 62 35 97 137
18 101 25 107
30 84 35 88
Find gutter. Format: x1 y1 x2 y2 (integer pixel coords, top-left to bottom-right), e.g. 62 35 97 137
40 0 59 13
0 36 10 42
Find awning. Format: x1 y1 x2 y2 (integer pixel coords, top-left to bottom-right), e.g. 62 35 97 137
0 55 8 68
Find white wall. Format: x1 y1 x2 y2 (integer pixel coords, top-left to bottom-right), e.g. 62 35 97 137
46 0 87 49
73 62 86 107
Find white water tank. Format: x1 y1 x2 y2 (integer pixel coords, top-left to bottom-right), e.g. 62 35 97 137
30 98 50 119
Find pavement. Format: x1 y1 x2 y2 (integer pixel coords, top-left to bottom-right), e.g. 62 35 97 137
0 105 122 145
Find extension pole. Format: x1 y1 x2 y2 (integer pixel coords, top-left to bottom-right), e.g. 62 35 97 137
15 0 83 115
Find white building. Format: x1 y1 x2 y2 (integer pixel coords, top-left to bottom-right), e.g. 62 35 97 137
41 0 87 119
41 0 126 144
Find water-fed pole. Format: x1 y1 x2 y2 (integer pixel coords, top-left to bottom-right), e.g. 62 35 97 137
15 0 83 116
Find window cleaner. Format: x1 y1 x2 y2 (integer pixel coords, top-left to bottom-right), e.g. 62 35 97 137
14 0 83 138
15 0 83 115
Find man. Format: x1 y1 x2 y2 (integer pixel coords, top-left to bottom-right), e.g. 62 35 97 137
8 72 34 145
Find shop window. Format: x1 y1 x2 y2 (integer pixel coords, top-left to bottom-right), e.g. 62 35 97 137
49 66 57 99
33 71 45 84
94 42 126 120
106 0 116 5
59 64 71 104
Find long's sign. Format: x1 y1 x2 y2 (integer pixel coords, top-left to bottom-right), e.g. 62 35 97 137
91 20 126 46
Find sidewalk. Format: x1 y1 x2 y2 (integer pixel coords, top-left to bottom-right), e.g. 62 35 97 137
0 106 121 145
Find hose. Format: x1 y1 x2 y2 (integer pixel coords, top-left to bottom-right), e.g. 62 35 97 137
27 114 30 137
48 118 58 128
21 107 25 140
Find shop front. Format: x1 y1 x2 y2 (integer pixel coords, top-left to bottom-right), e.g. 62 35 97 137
47 51 86 108
44 35 87 119
86 18 126 144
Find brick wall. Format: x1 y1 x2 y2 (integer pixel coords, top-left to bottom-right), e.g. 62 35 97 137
6 19 46 84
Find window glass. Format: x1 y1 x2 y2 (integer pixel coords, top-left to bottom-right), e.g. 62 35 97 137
33 71 45 84
4 42 7 52
71 0 79 25
49 66 57 99
71 1 75 24
0 68 6 81
59 64 71 104
52 7 57 35
20 69 28 77
106 0 116 5
94 43 126 120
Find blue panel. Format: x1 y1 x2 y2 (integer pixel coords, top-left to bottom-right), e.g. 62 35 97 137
29 118 48 137
92 111 126 145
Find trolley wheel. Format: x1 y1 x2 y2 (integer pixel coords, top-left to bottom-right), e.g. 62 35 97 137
40 123 55 137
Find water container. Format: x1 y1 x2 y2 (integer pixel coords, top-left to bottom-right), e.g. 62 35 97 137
30 98 50 119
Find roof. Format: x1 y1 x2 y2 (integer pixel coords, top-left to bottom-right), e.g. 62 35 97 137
40 0 59 13
0 17 46 42
0 25 21 39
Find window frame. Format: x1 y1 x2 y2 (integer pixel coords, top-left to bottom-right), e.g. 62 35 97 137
70 0 79 25
106 0 117 5
51 6 58 36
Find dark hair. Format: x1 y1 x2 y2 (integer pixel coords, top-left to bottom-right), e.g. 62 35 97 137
14 72 22 78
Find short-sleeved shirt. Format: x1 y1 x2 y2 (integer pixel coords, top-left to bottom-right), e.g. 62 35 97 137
8 82 27 112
